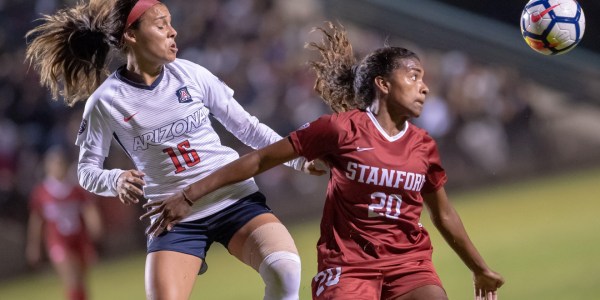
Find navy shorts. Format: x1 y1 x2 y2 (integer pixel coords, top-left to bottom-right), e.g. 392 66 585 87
147 192 271 274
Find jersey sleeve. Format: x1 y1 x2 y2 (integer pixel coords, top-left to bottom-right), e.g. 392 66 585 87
288 114 341 161
74 96 114 157
190 65 276 148
188 62 306 169
74 92 124 197
77 148 124 197
421 135 447 193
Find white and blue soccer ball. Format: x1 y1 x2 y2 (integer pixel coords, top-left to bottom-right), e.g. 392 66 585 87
520 0 585 55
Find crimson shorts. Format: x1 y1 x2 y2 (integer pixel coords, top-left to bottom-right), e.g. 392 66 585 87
46 236 96 266
311 259 444 299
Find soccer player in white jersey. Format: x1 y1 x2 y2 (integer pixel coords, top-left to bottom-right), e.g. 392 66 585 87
25 1 324 299
143 22 505 300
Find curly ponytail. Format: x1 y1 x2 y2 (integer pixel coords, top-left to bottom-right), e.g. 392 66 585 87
306 22 358 113
25 0 136 106
307 21 420 113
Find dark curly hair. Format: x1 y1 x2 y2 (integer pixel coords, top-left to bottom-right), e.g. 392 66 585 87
307 22 419 113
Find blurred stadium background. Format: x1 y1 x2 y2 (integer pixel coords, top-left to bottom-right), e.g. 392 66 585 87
1 0 600 298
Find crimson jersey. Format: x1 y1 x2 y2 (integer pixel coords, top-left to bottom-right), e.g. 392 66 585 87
289 109 447 269
29 179 94 249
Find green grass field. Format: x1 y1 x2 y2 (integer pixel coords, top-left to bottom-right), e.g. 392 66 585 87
1 167 599 299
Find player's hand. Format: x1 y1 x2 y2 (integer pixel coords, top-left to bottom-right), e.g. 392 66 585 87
302 159 328 176
140 191 192 238
474 269 504 300
116 170 146 205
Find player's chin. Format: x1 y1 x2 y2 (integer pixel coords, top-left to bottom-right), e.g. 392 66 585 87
411 105 424 117
166 49 178 61
165 54 177 63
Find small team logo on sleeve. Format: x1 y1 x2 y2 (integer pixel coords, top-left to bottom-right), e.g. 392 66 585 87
298 122 310 130
78 119 88 135
355 147 374 152
176 87 193 103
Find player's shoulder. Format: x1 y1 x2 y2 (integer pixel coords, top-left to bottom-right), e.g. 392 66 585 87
311 109 368 137
407 122 437 145
329 109 368 124
309 109 359 129
168 58 213 77
408 122 428 136
90 74 119 100
82 74 121 114
167 59 224 91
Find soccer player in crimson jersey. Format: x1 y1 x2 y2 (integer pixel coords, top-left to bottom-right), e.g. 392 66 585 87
143 22 505 300
26 146 102 300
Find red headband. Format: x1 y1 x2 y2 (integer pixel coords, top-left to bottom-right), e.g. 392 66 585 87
125 0 161 30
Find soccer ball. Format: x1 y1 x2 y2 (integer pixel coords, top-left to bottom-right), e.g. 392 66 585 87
520 0 585 55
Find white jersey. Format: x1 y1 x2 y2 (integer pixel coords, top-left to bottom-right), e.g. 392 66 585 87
76 58 296 221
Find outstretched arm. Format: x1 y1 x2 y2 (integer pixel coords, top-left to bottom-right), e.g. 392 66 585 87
423 187 505 299
196 64 310 173
141 138 300 237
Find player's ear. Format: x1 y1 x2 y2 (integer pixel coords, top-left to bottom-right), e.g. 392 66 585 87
374 76 389 95
122 29 136 44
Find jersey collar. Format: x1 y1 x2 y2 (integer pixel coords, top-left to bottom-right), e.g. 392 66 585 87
115 65 164 90
366 108 409 142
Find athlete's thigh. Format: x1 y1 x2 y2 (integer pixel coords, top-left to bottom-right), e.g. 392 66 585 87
145 250 202 300
228 213 298 270
383 260 446 300
312 266 381 300
393 285 447 300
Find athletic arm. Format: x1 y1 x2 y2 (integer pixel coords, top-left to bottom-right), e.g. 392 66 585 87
141 138 299 236
77 148 125 197
185 138 298 200
77 148 145 204
213 99 308 171
199 68 308 172
423 187 504 296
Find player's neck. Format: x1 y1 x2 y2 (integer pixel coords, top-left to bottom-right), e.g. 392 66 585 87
124 61 163 86
372 108 408 136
